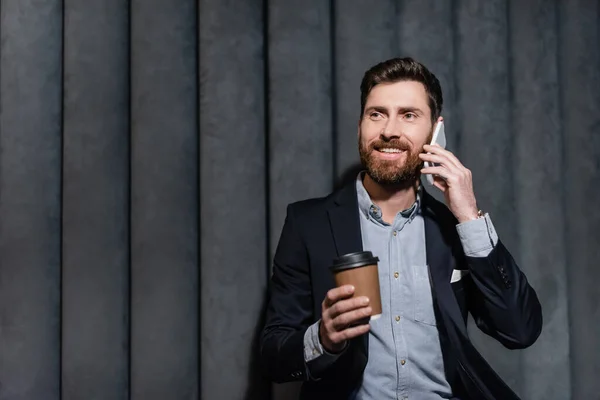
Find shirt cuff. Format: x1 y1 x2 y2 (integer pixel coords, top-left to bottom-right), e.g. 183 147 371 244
456 213 498 257
304 320 346 363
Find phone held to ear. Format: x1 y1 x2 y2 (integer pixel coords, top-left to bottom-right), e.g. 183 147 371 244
424 120 446 186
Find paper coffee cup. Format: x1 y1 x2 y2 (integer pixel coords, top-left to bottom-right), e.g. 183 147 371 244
330 251 382 320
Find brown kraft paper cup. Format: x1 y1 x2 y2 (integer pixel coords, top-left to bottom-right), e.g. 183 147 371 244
330 251 382 320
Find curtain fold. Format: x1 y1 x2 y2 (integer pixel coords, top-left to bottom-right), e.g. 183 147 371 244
62 0 130 398
0 1 597 399
0 0 62 398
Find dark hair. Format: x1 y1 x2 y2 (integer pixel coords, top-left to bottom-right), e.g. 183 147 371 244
359 57 443 123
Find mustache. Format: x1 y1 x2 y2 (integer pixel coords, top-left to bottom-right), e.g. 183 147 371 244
370 138 412 152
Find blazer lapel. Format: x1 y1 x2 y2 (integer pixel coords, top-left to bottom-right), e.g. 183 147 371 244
326 181 369 358
422 192 467 334
327 182 363 257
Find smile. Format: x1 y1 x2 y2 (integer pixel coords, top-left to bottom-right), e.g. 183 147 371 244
374 148 406 160
378 148 404 153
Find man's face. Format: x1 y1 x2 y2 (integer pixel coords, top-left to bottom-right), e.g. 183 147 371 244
358 80 435 186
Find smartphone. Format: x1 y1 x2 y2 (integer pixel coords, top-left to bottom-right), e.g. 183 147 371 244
424 120 446 186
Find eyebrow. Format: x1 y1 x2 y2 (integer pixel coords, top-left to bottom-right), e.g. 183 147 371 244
364 106 424 115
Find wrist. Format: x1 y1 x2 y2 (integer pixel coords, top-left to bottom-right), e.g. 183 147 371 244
457 213 478 223
318 321 345 354
456 208 482 223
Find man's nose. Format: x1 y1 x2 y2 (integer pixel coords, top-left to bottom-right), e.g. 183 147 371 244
382 119 401 138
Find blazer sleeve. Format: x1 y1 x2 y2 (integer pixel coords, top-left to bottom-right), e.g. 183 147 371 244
465 240 543 349
260 204 313 383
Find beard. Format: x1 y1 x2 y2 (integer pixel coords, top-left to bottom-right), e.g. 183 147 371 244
358 133 426 187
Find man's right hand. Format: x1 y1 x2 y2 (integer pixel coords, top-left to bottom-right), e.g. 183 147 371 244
319 285 372 353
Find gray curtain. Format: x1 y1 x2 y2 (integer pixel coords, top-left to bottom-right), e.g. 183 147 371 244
0 1 598 399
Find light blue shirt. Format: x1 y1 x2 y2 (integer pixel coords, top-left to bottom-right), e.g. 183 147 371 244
304 173 498 399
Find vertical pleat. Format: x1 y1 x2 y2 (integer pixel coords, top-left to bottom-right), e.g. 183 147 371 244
454 0 523 393
509 1 571 399
0 2 597 399
268 0 334 252
61 1 130 398
268 2 333 398
130 0 199 398
199 0 269 398
0 0 63 398
559 1 600 399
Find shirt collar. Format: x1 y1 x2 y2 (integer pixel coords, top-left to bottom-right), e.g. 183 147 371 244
355 171 422 226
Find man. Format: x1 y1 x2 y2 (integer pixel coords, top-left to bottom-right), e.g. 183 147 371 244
260 57 542 400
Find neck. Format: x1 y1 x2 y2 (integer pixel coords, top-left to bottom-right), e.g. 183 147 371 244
363 173 419 224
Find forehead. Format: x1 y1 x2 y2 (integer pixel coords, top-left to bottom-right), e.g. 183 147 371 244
365 80 429 110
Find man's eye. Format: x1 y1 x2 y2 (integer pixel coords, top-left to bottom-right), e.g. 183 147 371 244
405 113 416 120
370 112 382 119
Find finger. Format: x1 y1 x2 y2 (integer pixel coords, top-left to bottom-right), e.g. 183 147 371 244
330 324 371 343
328 296 370 319
420 155 465 183
331 306 372 330
419 153 462 173
323 285 355 308
422 145 462 169
420 165 451 181
422 147 462 170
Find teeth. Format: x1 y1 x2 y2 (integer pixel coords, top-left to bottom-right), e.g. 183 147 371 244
379 148 402 153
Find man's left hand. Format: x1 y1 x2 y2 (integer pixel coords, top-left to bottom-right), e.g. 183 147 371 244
419 144 479 223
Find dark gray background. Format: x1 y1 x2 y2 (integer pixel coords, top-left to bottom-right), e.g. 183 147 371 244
0 0 598 399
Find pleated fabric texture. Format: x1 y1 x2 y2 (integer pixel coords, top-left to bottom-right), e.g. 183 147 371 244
0 1 598 399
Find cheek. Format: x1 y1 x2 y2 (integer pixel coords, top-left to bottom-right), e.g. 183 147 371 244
359 123 380 143
403 125 432 147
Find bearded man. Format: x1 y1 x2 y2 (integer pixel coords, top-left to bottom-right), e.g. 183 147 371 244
260 57 542 400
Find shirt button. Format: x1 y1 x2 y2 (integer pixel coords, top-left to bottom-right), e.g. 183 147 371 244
393 230 397 236
401 359 406 365
395 315 400 322
394 272 399 278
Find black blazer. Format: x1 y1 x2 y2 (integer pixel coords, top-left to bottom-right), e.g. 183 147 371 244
260 181 542 400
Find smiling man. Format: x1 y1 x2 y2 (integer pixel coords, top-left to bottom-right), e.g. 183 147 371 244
260 57 542 400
